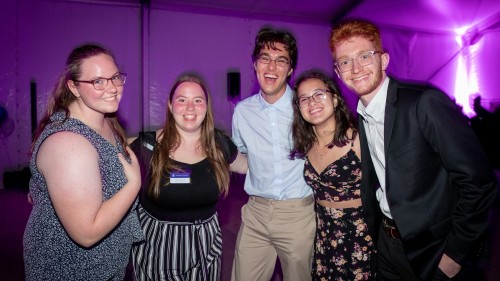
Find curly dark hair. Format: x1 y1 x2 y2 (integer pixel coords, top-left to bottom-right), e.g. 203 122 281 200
252 27 298 71
290 70 357 159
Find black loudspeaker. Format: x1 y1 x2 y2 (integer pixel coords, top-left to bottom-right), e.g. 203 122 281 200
30 80 37 135
227 72 240 98
3 167 31 191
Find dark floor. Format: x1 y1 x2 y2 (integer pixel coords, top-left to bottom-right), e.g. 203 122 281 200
1 173 499 281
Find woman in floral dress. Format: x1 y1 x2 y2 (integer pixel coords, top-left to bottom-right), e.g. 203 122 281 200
290 70 375 280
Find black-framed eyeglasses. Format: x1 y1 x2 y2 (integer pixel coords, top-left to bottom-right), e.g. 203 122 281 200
296 89 330 108
74 73 127 90
257 55 290 67
334 51 382 73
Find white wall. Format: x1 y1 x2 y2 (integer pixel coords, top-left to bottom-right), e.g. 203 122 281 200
147 9 334 131
0 0 333 188
0 0 143 188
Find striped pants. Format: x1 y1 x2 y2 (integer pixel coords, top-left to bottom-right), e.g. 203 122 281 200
132 206 222 281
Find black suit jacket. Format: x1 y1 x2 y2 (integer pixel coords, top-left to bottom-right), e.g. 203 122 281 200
359 78 497 280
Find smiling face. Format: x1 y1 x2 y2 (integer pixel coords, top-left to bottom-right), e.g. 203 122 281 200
254 43 293 104
297 78 337 128
168 81 207 135
333 36 389 105
68 53 123 115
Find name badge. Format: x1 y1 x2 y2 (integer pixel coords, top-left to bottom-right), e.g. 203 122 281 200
170 171 191 184
143 141 154 151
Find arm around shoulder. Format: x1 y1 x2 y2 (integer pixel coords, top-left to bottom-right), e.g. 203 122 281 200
230 151 248 174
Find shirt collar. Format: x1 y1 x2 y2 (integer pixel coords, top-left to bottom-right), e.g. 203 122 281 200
357 77 390 119
258 84 293 112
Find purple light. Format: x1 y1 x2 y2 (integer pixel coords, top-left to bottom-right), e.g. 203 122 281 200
454 26 481 117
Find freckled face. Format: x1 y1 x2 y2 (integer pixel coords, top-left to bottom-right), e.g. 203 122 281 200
169 82 207 134
333 36 389 104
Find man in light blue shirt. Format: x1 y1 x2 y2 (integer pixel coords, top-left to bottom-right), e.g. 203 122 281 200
231 27 315 281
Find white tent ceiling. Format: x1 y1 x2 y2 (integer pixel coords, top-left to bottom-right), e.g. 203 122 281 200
67 0 500 33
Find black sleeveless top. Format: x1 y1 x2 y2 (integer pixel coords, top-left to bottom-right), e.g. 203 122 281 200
303 142 362 202
130 130 237 222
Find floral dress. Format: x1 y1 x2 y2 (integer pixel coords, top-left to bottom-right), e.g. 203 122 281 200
304 145 375 281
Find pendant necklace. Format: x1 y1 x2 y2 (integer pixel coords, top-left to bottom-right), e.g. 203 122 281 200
315 143 330 160
315 128 335 160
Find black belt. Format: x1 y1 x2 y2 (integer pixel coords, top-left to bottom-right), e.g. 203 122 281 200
382 216 401 239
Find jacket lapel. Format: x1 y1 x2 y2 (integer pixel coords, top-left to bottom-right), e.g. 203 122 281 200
384 78 398 155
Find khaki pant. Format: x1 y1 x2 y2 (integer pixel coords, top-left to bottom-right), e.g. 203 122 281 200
231 195 315 281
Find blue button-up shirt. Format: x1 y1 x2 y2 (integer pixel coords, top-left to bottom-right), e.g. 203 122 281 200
232 85 311 200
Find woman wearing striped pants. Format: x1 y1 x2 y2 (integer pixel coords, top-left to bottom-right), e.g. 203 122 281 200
129 74 247 281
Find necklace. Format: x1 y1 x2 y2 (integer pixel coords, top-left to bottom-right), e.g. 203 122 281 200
315 143 331 160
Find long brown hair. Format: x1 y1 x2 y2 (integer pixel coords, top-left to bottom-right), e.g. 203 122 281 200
149 74 230 199
290 70 357 159
31 44 128 155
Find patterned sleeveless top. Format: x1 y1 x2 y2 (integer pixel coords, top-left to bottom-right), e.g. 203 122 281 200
304 144 362 202
24 111 144 281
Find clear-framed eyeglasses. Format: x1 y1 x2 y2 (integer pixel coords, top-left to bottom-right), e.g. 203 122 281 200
334 51 382 73
296 89 330 108
257 55 290 67
74 73 127 90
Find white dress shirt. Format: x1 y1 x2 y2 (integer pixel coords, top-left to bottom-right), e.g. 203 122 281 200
357 77 393 218
232 85 311 200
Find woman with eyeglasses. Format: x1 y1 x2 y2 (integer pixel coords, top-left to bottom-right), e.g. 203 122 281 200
23 44 144 280
290 70 375 280
129 74 247 281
